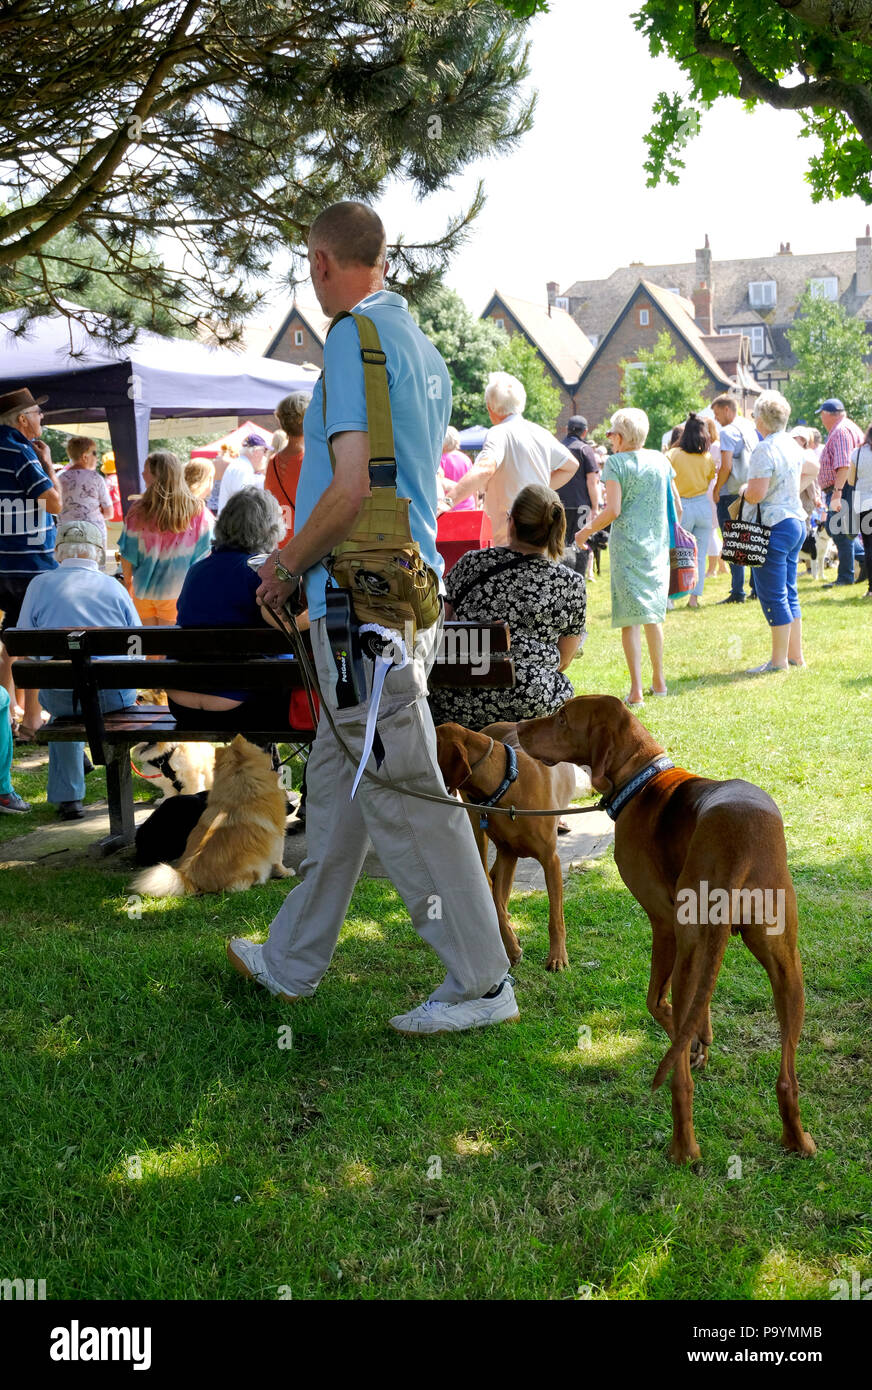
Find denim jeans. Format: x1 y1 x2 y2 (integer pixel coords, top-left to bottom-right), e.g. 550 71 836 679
825 484 857 584
679 493 714 598
717 493 756 598
39 688 136 804
753 517 805 627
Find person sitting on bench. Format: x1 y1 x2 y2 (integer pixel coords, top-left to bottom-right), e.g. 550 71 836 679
164 486 307 733
15 520 140 821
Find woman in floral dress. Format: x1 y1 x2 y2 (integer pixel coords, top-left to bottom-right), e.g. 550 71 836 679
429 484 586 729
577 407 678 708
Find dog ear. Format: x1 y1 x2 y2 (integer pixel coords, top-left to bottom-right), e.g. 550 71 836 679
436 728 471 794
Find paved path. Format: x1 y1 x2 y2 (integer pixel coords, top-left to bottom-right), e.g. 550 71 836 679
1 799 614 884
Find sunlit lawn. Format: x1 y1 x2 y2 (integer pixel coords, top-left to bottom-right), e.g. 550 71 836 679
1 558 870 1299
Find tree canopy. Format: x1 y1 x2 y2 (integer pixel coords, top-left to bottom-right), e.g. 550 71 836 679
787 288 872 426
635 1 872 202
0 1 534 343
414 287 506 426
615 331 707 447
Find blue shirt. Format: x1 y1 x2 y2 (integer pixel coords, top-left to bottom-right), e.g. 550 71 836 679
295 290 451 619
176 546 293 701
718 417 759 494
17 560 140 703
0 424 58 577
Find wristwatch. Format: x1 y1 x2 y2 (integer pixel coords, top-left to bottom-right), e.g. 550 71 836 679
274 561 299 584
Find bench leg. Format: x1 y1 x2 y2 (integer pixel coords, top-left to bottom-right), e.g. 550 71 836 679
92 748 136 857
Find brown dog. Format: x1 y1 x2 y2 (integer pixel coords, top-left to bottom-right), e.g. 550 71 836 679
517 695 815 1164
436 721 577 971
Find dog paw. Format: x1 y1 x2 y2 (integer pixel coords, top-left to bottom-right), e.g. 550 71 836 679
546 950 570 972
783 1130 817 1157
669 1138 702 1165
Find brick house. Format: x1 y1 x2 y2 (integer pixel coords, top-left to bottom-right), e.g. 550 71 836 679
572 279 759 431
262 301 330 369
480 290 594 435
564 233 872 391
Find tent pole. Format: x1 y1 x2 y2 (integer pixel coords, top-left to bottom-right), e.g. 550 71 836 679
106 397 151 514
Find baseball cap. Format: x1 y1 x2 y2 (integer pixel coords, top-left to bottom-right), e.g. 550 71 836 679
55 519 107 565
816 398 845 414
241 433 266 448
567 415 588 434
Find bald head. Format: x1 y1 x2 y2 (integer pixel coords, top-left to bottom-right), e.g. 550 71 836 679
309 202 386 270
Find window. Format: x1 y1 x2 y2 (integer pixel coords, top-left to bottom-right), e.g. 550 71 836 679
555 296 569 311
719 327 733 334
294 329 304 346
494 317 505 330
639 308 650 326
808 276 838 301
750 325 766 357
748 280 776 308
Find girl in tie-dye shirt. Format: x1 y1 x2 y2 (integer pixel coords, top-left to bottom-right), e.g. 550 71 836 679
119 451 213 624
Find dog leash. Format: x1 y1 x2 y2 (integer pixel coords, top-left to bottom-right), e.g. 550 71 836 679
264 600 608 821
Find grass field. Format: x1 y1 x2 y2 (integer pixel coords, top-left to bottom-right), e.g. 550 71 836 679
1 560 871 1301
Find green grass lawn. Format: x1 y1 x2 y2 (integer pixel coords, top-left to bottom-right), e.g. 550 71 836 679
1 561 871 1300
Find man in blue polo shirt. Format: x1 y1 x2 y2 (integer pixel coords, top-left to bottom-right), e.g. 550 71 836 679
0 386 61 737
227 202 515 1034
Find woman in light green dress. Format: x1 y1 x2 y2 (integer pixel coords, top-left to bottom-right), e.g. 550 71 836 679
577 407 680 708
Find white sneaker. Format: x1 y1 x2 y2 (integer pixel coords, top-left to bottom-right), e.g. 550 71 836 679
389 979 519 1035
226 938 299 1002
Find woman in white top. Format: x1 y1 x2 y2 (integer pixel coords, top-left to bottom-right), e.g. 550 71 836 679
741 391 816 673
849 426 872 597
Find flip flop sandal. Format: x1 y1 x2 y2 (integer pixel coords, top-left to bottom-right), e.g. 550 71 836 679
644 687 669 697
623 695 644 709
746 662 788 675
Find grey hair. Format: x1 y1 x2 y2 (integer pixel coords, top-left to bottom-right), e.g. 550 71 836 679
609 407 649 450
485 371 526 417
753 389 791 433
0 406 30 429
57 542 103 564
214 485 283 553
442 425 460 453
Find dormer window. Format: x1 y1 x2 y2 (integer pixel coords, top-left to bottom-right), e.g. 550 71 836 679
808 276 838 301
749 280 777 308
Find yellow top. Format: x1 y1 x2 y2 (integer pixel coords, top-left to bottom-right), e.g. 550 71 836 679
667 447 715 498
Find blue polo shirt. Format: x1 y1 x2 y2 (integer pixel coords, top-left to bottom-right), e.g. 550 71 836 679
0 424 57 577
295 290 451 620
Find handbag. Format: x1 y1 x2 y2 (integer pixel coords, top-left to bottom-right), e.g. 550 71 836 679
323 312 441 639
666 485 698 598
721 497 771 567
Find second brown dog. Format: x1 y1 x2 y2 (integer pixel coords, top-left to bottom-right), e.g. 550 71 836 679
436 720 577 971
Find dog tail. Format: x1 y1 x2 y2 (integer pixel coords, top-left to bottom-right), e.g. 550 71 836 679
131 862 190 899
651 921 731 1091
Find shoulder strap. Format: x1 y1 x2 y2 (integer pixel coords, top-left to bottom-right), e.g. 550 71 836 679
322 311 397 489
450 551 537 609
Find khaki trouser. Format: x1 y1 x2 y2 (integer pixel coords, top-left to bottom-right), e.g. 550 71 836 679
261 615 510 1003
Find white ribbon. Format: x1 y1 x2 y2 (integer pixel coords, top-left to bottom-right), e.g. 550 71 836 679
350 624 409 800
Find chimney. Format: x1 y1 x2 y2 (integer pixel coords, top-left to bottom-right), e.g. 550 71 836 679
546 280 558 304
695 236 713 297
692 281 714 336
857 227 872 296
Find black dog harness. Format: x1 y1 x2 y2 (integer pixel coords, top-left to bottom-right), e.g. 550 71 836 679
600 755 674 822
465 742 519 831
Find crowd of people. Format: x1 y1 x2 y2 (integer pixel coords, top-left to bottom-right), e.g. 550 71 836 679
1 200 870 1034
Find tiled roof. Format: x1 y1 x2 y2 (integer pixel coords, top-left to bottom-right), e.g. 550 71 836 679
484 291 594 386
565 246 872 344
266 301 331 354
641 282 733 385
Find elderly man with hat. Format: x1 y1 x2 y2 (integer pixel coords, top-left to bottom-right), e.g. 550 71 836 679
816 398 863 587
15 520 140 820
0 386 62 737
217 432 268 513
557 414 601 575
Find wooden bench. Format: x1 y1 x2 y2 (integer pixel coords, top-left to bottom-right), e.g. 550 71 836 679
5 621 514 854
